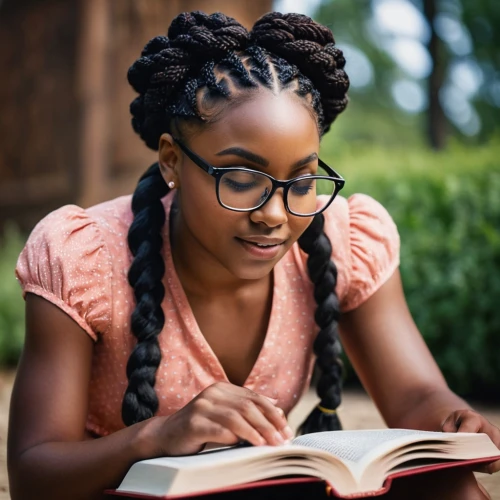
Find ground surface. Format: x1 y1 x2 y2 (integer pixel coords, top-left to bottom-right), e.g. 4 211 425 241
1 370 499 499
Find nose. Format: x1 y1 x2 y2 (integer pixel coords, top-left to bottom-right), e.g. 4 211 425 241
249 188 288 227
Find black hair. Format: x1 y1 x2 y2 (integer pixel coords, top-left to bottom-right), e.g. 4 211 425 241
123 11 349 433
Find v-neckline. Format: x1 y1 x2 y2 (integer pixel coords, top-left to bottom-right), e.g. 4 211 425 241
162 192 282 389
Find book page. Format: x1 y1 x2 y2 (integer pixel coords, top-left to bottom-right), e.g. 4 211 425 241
292 429 431 463
135 443 297 470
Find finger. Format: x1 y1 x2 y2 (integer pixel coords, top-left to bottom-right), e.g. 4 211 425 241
192 417 241 447
218 385 291 439
213 384 292 441
475 460 500 475
442 410 483 433
441 412 459 432
235 398 290 446
275 406 294 439
210 407 268 447
456 417 482 433
243 389 291 437
263 396 279 405
485 459 500 474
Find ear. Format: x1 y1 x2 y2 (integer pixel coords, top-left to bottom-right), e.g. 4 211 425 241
158 133 181 188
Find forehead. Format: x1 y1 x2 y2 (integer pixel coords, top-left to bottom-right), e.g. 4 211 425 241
193 90 320 154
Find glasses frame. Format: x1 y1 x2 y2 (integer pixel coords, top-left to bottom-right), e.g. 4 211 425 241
174 138 345 217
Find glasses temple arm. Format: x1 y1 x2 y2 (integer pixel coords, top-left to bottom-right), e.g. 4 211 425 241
173 138 214 174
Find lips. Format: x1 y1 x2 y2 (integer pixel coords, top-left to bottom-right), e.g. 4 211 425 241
240 237 287 246
235 236 288 260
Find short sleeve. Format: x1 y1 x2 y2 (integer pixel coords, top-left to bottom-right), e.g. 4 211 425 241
341 194 400 312
15 205 112 341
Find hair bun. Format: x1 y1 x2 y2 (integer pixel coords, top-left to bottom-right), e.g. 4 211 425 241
250 12 349 130
168 11 249 59
128 12 249 96
251 12 334 46
127 11 249 147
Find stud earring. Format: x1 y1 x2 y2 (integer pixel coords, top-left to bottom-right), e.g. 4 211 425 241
168 181 175 189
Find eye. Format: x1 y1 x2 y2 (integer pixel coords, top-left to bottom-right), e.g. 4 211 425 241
290 179 315 196
221 177 258 192
221 171 267 192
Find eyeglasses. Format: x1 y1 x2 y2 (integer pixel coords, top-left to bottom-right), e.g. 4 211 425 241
174 139 345 217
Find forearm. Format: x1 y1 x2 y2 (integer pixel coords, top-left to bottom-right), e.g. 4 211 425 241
389 387 472 431
9 417 163 500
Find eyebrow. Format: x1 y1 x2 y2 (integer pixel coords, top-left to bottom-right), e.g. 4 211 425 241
215 147 268 167
292 152 318 170
215 147 318 170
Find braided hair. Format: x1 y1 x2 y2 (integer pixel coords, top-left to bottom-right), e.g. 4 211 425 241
123 11 349 433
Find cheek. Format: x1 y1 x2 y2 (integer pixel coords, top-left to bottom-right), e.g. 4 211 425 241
177 170 240 242
289 216 314 243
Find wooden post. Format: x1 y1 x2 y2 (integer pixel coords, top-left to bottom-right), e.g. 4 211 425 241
77 0 110 208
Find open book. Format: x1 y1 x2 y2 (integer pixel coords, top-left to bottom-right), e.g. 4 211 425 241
107 429 500 499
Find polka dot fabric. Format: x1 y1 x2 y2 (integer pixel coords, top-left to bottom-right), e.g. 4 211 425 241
15 192 399 436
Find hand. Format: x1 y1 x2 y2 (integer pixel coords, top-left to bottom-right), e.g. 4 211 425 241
441 409 500 474
150 382 293 456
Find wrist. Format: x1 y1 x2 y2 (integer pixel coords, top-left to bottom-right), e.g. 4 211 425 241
130 416 169 460
394 388 471 431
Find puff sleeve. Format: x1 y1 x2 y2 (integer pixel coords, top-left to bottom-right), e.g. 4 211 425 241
341 194 400 312
15 205 112 340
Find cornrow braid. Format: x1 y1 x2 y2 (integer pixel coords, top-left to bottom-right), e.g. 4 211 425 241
122 163 169 426
298 214 343 433
125 10 349 430
250 12 349 133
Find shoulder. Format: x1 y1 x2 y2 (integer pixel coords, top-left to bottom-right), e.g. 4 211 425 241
319 192 398 233
22 195 133 250
319 193 400 311
15 195 133 340
27 195 134 259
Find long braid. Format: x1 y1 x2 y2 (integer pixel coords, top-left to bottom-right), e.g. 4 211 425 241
124 10 349 429
122 164 170 426
298 215 343 433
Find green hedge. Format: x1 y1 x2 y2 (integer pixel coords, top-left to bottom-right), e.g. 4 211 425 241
320 137 500 400
1 140 499 401
0 224 25 366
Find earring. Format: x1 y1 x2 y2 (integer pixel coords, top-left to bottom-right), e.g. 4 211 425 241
168 181 175 189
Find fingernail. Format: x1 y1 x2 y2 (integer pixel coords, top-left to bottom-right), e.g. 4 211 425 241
273 431 284 444
282 426 294 439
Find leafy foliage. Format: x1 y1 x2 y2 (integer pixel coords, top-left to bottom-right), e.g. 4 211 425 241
0 224 25 366
321 136 500 399
1 139 499 402
314 0 500 143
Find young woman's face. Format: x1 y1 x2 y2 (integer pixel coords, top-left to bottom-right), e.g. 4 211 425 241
165 90 320 281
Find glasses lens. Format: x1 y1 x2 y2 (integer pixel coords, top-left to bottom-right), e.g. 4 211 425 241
287 166 337 216
219 170 273 210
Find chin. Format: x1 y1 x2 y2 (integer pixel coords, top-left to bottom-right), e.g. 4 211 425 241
236 267 274 281
228 256 282 281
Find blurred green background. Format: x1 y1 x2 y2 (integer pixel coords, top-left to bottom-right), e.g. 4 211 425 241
1 0 499 401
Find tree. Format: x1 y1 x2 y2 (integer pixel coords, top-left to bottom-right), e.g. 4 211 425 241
313 0 500 149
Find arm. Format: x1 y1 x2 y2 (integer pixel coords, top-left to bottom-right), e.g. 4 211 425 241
8 294 290 500
7 294 161 500
340 268 500 475
340 269 483 431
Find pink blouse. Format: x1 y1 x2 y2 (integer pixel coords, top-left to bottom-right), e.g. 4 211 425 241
15 192 399 436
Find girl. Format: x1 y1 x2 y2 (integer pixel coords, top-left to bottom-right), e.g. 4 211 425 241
7 11 500 500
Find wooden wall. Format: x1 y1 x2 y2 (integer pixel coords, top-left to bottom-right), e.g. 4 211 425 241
0 0 80 230
0 0 273 232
